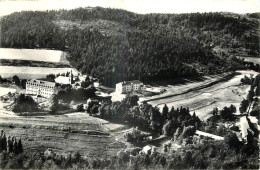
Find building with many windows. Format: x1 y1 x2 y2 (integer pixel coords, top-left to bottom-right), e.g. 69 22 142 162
115 80 145 94
26 79 57 98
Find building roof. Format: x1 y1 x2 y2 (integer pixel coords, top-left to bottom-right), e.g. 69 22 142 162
142 145 152 153
117 80 143 85
55 76 70 84
130 80 143 84
240 116 250 139
195 130 224 140
27 79 56 87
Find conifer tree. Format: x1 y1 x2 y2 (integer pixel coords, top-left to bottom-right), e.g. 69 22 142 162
0 130 7 151
162 104 169 122
13 138 17 154
7 136 13 153
17 138 23 154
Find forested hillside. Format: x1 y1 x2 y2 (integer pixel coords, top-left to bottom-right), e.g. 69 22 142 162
1 7 259 86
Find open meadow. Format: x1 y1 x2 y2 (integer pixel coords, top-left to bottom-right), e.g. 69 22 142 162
0 113 127 158
0 48 74 79
145 70 258 120
240 56 260 65
0 66 79 79
0 48 67 63
0 83 128 158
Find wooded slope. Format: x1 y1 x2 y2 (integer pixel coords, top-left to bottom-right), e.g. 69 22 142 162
1 7 259 86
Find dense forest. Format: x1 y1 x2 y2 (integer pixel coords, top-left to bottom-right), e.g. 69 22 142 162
0 8 259 86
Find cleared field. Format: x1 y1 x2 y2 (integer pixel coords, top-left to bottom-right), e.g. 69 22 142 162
240 56 260 65
0 59 71 68
0 86 16 96
2 127 123 158
0 113 127 157
0 66 79 79
140 72 232 102
0 48 66 63
146 70 257 120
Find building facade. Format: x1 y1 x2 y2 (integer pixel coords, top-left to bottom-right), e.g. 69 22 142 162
26 79 57 98
116 80 145 94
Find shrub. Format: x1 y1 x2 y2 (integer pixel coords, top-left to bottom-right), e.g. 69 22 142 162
239 99 249 113
224 133 240 149
250 107 259 117
12 75 20 86
12 94 38 112
48 94 58 113
124 128 143 144
220 105 236 120
76 104 84 112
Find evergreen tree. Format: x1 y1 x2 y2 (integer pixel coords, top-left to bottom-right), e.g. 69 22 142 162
239 99 249 113
168 106 174 119
17 138 23 154
12 75 20 86
247 88 254 102
49 94 59 113
162 104 169 123
13 138 17 154
0 130 7 151
7 136 13 153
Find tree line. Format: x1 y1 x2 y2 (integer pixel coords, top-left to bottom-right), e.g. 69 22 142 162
0 127 258 169
0 130 23 154
86 95 201 137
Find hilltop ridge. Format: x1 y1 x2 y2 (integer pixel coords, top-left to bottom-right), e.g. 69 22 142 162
0 7 259 86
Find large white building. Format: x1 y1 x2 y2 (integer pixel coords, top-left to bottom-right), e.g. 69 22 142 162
26 79 57 98
54 70 73 85
115 80 145 94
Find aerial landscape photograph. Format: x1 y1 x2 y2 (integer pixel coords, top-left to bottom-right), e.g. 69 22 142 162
0 0 259 169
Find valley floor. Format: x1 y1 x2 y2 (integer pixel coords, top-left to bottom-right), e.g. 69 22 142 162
0 56 258 159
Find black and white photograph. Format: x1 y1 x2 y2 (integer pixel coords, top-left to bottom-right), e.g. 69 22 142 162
0 0 259 169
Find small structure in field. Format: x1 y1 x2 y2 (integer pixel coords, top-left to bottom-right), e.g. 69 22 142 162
111 92 127 102
239 116 255 144
141 145 157 155
94 82 100 88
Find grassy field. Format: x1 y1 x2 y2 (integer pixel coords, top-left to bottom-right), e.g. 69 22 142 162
0 59 71 68
0 48 66 63
240 56 260 65
0 113 127 157
0 47 127 158
0 86 16 96
145 70 258 120
0 84 126 157
0 48 77 79
0 66 79 79
2 127 122 158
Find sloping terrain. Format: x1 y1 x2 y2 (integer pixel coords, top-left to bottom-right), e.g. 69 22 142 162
147 70 258 120
0 48 66 62
0 66 78 79
0 113 127 157
0 47 73 78
0 8 259 86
